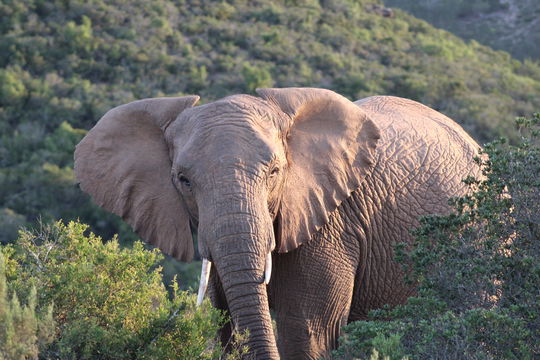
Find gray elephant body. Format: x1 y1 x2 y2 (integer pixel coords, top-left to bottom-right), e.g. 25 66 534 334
74 89 481 360
207 95 481 359
265 96 481 358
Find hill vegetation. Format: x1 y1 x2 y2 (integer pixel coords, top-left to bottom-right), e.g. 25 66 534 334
1 0 540 248
384 0 540 61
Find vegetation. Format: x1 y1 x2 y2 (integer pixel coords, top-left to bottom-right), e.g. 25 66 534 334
0 221 246 359
1 0 540 251
0 253 55 360
334 114 540 359
384 0 540 61
2 1 539 357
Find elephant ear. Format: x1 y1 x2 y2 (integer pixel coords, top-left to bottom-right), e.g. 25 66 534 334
74 96 200 261
256 88 380 253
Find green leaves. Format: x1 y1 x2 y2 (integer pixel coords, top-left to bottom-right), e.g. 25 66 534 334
61 16 96 55
0 253 55 360
242 62 274 92
1 221 234 359
0 67 26 106
335 115 540 359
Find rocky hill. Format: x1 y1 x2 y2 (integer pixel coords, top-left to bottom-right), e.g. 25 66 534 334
383 0 540 60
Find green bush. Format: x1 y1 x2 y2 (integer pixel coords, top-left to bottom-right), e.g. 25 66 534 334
0 67 27 106
334 113 540 359
242 62 274 92
0 253 55 360
0 209 25 245
1 221 244 359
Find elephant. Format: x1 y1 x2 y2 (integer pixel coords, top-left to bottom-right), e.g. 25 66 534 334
74 88 482 359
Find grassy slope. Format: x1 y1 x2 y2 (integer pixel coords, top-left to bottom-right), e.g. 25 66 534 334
1 0 539 247
383 0 540 61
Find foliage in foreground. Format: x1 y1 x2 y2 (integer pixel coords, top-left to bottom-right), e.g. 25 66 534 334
334 113 540 359
0 221 246 359
0 253 55 360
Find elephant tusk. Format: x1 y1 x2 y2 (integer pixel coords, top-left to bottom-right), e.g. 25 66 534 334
196 258 212 306
264 251 272 285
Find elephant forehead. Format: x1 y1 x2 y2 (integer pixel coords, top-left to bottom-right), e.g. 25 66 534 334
170 96 279 135
206 98 282 135
168 99 282 156
166 126 281 183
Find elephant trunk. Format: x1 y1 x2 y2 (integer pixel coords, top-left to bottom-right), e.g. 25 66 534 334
217 251 278 359
199 197 278 359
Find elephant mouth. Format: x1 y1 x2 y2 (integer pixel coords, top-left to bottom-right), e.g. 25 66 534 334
196 251 273 306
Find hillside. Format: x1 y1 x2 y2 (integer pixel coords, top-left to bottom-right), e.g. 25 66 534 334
1 0 540 244
384 0 540 60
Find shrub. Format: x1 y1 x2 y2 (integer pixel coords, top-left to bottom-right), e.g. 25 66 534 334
334 113 540 359
0 253 55 360
0 67 27 106
241 62 274 92
1 221 243 359
0 209 26 245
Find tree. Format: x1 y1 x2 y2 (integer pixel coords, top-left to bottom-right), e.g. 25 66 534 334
0 253 55 360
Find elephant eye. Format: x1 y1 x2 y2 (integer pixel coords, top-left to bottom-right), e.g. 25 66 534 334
269 167 280 177
178 174 191 188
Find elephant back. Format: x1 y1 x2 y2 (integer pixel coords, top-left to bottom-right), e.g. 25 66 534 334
354 96 482 175
354 95 483 215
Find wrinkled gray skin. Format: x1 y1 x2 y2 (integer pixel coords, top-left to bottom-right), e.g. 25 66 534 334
74 88 481 359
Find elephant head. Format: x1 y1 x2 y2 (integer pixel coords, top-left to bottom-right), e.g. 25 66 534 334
74 88 380 358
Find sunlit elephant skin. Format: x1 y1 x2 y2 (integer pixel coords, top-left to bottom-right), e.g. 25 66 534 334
74 88 481 359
